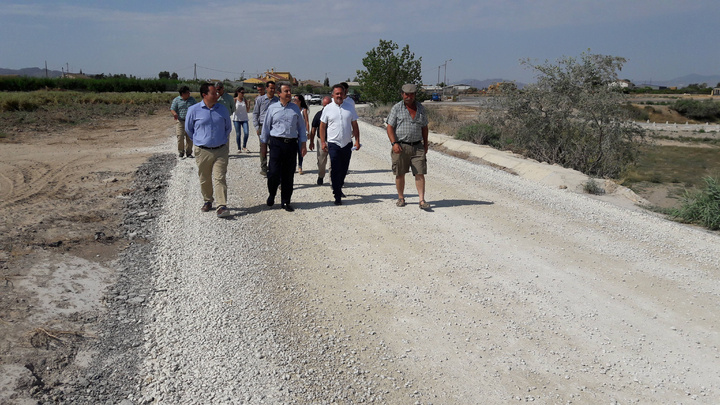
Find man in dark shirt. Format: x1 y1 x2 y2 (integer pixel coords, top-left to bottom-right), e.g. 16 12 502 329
308 96 331 185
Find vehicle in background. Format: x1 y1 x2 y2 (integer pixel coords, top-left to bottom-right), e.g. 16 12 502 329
431 93 441 101
308 94 322 105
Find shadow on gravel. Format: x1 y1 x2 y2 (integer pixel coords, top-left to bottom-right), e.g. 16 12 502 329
294 181 392 191
430 199 494 209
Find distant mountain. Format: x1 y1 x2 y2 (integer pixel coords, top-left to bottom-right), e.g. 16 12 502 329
0 67 64 78
452 78 526 89
631 74 720 88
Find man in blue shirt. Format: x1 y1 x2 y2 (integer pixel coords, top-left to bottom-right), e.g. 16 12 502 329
185 83 233 218
260 82 307 212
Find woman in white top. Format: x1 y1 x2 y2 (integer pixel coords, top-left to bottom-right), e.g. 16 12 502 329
292 94 310 174
232 87 250 152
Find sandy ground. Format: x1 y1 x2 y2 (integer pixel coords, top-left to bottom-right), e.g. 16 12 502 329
1 106 719 403
0 113 169 402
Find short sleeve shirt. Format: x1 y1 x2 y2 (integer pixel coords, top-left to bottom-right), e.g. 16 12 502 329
320 101 358 147
170 96 196 120
386 100 428 143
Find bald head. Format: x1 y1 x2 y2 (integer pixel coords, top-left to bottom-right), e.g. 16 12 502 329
322 96 331 107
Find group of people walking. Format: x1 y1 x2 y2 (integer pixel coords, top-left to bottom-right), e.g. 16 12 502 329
170 81 430 218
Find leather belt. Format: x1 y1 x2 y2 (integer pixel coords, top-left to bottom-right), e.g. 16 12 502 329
197 144 226 150
399 140 422 146
271 137 297 144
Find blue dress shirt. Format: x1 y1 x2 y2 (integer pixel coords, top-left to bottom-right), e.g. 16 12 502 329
185 100 232 147
260 101 307 144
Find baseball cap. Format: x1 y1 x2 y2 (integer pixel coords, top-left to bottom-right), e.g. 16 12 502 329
401 83 417 93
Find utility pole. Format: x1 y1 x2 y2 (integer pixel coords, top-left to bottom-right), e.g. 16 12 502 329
45 61 48 78
193 64 197 81
443 59 452 87
437 65 441 86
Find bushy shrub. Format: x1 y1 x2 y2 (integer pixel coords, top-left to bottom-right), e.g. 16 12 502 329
671 99 720 121
454 122 501 147
490 52 647 178
669 176 720 230
583 178 606 195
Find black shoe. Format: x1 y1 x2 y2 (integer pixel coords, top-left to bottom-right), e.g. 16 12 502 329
334 197 342 206
317 177 323 185
340 192 346 198
179 152 184 158
266 195 275 207
281 203 294 212
186 154 194 159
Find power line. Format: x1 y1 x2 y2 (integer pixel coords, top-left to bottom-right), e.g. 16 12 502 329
195 64 245 76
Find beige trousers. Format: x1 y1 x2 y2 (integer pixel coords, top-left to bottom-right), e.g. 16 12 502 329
176 120 193 155
316 139 329 178
194 143 229 207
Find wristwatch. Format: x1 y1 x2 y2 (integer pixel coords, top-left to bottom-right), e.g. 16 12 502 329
391 141 398 146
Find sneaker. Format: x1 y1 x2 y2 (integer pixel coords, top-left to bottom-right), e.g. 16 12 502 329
216 206 230 218
201 201 212 212
242 148 249 153
179 152 184 158
317 177 323 185
186 154 194 159
298 167 304 175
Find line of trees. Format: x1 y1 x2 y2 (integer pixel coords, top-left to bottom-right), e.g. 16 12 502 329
0 76 180 93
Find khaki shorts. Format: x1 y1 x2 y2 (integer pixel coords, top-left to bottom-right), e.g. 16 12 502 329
391 143 427 176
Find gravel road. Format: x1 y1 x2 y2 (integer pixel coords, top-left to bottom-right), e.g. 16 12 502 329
63 107 720 404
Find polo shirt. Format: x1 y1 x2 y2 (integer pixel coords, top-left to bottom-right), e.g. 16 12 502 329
217 92 235 115
386 100 428 143
185 100 232 148
320 100 358 147
170 96 196 120
260 101 307 144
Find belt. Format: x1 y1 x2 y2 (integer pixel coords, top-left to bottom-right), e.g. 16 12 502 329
271 136 297 144
197 144 226 150
399 140 422 146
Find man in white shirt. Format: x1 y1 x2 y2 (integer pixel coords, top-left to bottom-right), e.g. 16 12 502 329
319 84 361 205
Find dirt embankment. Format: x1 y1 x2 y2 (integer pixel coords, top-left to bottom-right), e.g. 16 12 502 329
0 111 171 403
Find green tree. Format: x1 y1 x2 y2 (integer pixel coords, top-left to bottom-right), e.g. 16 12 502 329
171 72 178 80
489 51 646 178
356 39 422 104
323 77 330 87
158 71 170 79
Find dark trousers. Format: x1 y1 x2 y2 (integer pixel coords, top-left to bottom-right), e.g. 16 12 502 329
267 137 298 204
328 142 352 198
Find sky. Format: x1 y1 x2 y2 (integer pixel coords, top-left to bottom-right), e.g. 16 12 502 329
1 0 719 86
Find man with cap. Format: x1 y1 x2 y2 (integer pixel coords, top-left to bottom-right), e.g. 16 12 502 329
386 83 431 210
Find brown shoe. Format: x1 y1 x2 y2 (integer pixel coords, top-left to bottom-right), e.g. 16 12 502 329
201 201 212 212
216 206 230 218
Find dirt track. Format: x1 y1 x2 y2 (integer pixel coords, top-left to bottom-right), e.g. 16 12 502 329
1 109 719 403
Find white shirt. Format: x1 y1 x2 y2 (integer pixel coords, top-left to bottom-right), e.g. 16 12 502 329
231 99 249 122
320 100 358 147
